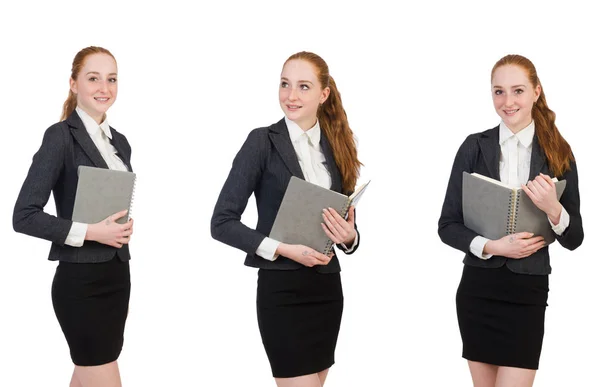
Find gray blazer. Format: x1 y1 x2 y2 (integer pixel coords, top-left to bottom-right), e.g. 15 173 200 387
13 111 133 263
438 126 583 275
211 118 360 273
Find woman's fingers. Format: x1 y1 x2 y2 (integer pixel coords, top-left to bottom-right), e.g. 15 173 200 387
313 250 331 264
521 183 536 202
527 180 542 197
533 175 551 191
539 173 555 186
322 209 346 235
109 209 129 223
321 223 341 244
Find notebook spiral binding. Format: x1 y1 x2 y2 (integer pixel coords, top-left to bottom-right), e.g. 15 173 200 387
128 176 137 221
323 200 352 255
506 190 520 235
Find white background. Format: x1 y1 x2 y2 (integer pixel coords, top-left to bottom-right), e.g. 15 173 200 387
1 1 598 386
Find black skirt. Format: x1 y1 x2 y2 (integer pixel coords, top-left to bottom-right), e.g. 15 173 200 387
51 256 131 366
256 267 343 378
456 264 548 370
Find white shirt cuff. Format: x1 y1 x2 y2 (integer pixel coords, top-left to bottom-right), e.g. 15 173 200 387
470 236 493 260
65 222 88 247
256 237 280 261
340 232 359 253
548 206 570 236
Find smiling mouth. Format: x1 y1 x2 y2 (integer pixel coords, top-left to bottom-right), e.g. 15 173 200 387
287 104 302 110
504 109 519 115
95 97 109 102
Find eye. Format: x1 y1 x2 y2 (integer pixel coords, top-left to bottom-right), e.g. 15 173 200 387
300 84 310 91
280 81 288 88
88 77 98 82
514 88 524 95
109 77 118 83
494 89 503 95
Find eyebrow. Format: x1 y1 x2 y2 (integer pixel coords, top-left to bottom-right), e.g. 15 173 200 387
281 77 314 85
493 84 527 89
86 71 118 76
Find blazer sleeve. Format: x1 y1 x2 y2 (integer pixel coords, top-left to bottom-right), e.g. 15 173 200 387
210 129 269 255
438 137 479 253
13 124 73 245
555 159 584 250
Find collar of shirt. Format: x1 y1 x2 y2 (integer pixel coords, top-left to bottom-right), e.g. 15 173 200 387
284 116 321 147
499 120 535 148
76 106 113 139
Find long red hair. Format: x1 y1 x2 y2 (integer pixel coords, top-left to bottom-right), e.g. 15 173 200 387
285 52 361 193
61 46 116 121
492 54 573 176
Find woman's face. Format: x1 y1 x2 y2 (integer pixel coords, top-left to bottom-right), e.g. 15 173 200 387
70 53 118 123
279 59 329 130
491 64 541 132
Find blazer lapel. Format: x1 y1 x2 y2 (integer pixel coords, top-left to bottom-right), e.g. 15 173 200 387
477 126 501 180
66 111 109 169
109 128 132 171
320 133 342 193
269 119 304 179
528 134 547 179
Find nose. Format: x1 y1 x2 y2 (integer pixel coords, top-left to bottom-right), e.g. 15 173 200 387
98 80 109 93
288 87 298 101
504 93 515 107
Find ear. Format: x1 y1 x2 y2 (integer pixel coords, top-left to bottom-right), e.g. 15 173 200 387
320 86 330 104
69 77 77 94
534 84 541 101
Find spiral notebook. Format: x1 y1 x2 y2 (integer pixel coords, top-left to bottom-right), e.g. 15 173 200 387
269 177 370 255
462 172 566 243
72 166 137 224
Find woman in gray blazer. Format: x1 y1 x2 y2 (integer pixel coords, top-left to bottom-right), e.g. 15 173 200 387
13 46 134 387
211 51 361 387
438 55 583 387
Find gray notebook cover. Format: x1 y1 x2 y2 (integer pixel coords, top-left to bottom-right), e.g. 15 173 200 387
270 177 368 255
462 172 566 243
72 166 136 225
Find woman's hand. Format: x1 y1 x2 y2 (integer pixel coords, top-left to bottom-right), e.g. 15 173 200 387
321 206 356 246
85 209 133 248
484 232 546 259
522 173 563 225
276 243 333 267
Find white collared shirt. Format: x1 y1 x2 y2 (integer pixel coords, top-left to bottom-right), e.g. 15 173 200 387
285 117 332 189
76 107 128 172
470 121 570 259
255 117 358 261
64 107 128 247
499 120 535 188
